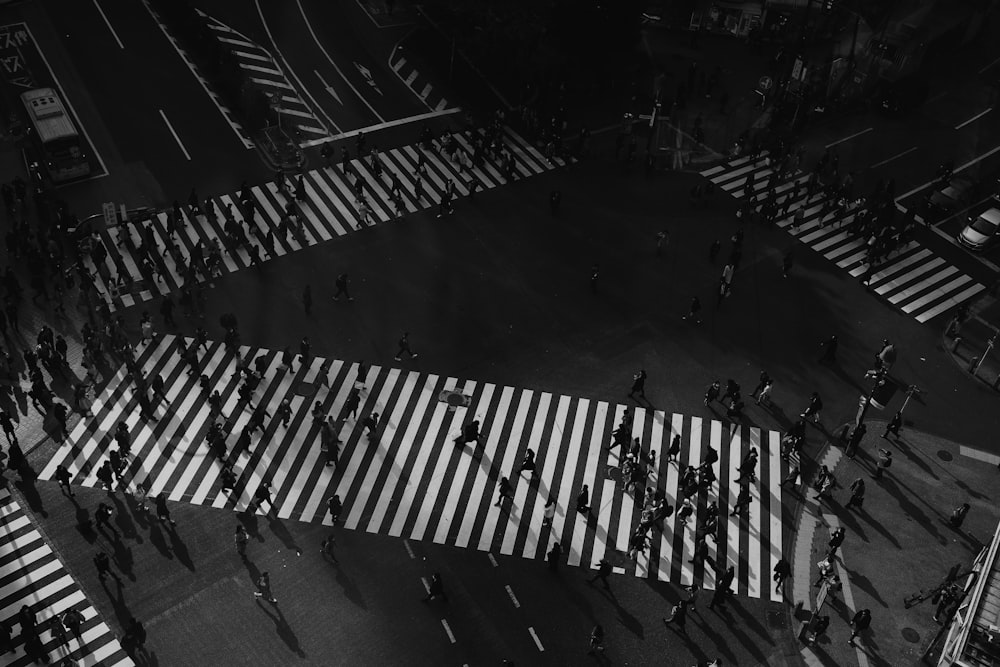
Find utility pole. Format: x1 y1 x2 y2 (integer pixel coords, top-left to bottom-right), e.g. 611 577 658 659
899 384 921 416
971 329 998 377
855 365 887 427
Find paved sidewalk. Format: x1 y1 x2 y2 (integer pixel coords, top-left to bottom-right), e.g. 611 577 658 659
944 291 1000 392
786 421 999 665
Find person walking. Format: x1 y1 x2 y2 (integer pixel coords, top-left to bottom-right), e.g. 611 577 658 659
587 624 605 654
576 485 590 513
235 525 249 560
333 273 353 301
665 434 681 462
395 332 418 361
849 608 871 644
683 296 702 323
95 502 117 537
94 551 120 583
422 573 447 602
845 422 867 459
588 558 613 589
518 448 537 477
773 558 791 593
253 481 274 513
254 571 277 603
819 335 839 363
844 477 866 511
800 392 823 423
495 476 513 507
541 494 556 527
55 464 74 496
827 527 846 558
155 494 177 527
808 615 830 646
704 380 720 405
628 369 647 399
662 599 689 633
547 541 562 572
948 503 971 528
750 370 771 400
327 495 342 523
883 411 902 439
872 448 892 480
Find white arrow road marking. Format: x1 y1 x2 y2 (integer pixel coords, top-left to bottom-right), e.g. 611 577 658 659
315 70 342 104
354 61 383 95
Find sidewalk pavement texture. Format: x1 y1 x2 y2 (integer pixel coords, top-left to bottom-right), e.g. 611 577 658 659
944 292 1000 396
786 420 999 666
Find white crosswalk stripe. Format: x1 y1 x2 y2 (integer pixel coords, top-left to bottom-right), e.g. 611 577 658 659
203 14 329 141
40 336 787 600
700 155 984 323
0 490 134 666
85 126 570 312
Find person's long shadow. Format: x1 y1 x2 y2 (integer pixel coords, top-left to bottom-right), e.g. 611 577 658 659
728 593 773 643
708 602 768 663
167 526 195 571
255 599 305 658
891 436 937 479
855 504 900 549
687 605 738 664
606 584 643 639
111 539 136 582
265 515 302 556
880 476 946 545
146 520 173 560
831 501 868 543
239 512 262 541
13 466 47 517
100 571 132 626
842 566 887 607
330 561 367 610
109 493 140 542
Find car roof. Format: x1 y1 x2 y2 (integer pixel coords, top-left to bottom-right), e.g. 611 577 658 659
980 208 1000 225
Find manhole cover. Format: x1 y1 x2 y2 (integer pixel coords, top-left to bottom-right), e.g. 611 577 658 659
438 390 470 407
937 450 953 461
901 627 921 643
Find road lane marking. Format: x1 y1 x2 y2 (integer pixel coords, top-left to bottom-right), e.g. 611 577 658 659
315 70 342 105
441 619 456 644
896 143 1000 203
528 627 544 651
488 552 498 567
956 107 993 130
823 515 872 667
960 445 1000 464
92 0 124 49
296 0 385 122
870 146 917 169
300 107 462 147
253 0 339 136
824 127 873 148
403 539 415 559
979 55 1000 74
504 584 520 608
159 109 191 160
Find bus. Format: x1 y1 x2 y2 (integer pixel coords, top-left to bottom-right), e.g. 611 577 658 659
20 87 90 183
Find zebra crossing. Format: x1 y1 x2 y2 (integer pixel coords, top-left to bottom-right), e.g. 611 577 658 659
87 125 568 312
389 47 451 113
40 335 786 601
700 155 985 323
201 12 331 140
0 489 133 666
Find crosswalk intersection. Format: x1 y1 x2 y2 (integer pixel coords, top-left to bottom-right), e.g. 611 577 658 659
0 489 133 666
701 155 985 323
86 126 568 312
40 335 786 600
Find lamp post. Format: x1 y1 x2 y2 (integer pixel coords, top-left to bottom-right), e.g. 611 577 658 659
971 329 998 377
855 366 887 427
899 384 920 416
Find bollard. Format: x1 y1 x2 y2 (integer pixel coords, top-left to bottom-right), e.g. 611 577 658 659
952 336 962 353
969 355 979 374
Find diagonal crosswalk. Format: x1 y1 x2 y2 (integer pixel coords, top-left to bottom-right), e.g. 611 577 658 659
0 489 133 666
85 125 568 312
40 335 786 600
701 155 985 323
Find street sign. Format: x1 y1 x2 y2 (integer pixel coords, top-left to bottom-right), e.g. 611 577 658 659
758 76 773 92
102 202 117 227
791 57 803 82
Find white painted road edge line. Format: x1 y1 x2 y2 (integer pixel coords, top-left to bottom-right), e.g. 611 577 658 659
825 514 872 667
441 619 456 644
956 108 993 130
825 127 873 149
403 539 415 559
528 626 544 651
301 107 463 148
296 0 384 122
421 577 430 594
895 142 1000 203
870 146 917 169
504 584 520 608
92 0 124 49
487 553 498 567
159 110 191 161
960 445 1000 465
979 55 1000 74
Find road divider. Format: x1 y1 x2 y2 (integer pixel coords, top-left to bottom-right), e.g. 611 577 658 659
528 626 544 651
825 127 872 149
870 146 917 169
301 107 462 148
159 109 191 160
92 0 124 49
504 584 520 609
441 619 456 644
956 108 993 130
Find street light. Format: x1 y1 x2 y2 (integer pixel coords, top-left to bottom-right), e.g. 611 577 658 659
970 329 998 377
855 366 887 427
